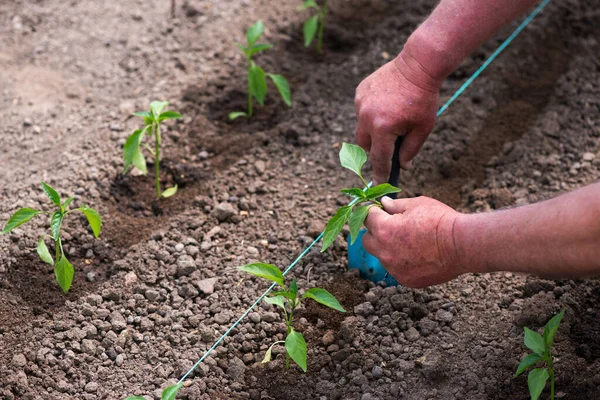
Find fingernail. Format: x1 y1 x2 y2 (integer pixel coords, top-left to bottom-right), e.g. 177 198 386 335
404 160 414 170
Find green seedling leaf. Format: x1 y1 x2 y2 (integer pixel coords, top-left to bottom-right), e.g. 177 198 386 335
524 327 545 355
364 183 401 200
543 309 565 348
303 15 319 47
55 255 74 293
239 263 285 287
248 43 273 57
80 205 102 238
321 205 352 252
62 196 74 212
2 208 41 234
267 74 292 107
161 383 183 400
285 329 307 372
41 182 61 206
249 63 267 106
340 188 366 199
349 205 372 245
50 211 64 241
150 101 169 118
158 111 182 122
161 185 178 198
264 295 286 312
36 238 54 266
124 129 147 174
271 290 295 301
298 0 319 10
528 368 549 400
303 288 346 312
246 20 264 47
340 143 367 180
229 111 248 120
515 353 543 377
133 111 152 119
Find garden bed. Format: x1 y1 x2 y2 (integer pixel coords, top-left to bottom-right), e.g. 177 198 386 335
0 0 599 399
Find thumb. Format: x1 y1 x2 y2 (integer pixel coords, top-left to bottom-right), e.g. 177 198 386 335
381 196 411 214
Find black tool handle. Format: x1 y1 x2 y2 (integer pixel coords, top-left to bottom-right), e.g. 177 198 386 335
387 136 403 199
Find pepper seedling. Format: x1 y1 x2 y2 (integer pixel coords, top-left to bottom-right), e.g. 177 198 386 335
515 309 565 400
1 182 102 292
229 21 292 120
298 0 328 53
238 262 345 371
123 101 182 199
125 382 182 400
321 143 401 252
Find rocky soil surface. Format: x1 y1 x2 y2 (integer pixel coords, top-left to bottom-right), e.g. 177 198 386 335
0 0 599 399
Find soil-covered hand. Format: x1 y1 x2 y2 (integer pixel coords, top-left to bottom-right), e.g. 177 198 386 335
354 51 441 184
362 196 463 288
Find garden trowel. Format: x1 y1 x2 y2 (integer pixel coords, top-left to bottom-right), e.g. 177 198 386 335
347 136 402 286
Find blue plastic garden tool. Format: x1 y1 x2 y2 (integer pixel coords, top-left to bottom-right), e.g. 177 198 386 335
348 137 402 286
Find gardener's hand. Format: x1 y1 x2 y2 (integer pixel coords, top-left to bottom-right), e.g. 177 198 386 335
354 51 441 184
362 196 464 288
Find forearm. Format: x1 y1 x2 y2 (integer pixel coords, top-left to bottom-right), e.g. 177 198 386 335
397 0 540 84
456 183 600 278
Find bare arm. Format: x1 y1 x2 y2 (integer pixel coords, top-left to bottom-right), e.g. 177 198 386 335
356 0 540 184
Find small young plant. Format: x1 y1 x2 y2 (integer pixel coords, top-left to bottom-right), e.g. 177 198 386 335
298 0 328 53
125 382 182 400
229 21 292 120
123 101 182 199
1 182 102 292
515 309 565 400
321 143 401 252
238 262 345 371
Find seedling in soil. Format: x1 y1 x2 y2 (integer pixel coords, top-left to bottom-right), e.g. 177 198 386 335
229 21 292 120
125 382 182 400
1 182 102 292
515 309 565 400
321 142 401 252
298 0 328 53
123 101 182 199
238 262 345 372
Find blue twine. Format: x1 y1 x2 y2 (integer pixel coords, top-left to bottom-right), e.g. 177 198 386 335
177 0 550 386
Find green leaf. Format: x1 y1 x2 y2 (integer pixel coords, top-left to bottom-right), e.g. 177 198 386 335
124 129 147 174
303 15 319 47
1 208 41 234
161 383 183 400
132 147 147 174
364 183 401 200
524 327 545 355
133 111 152 119
55 255 74 293
41 182 61 206
158 111 182 122
238 263 284 287
286 329 307 372
267 74 292 107
246 20 264 47
80 205 102 238
150 101 169 118
543 309 565 349
248 63 267 106
62 197 74 212
50 211 63 241
36 238 54 266
271 290 295 301
161 185 178 198
264 295 286 312
229 111 248 120
290 278 298 300
528 368 549 400
321 205 352 252
349 205 372 245
339 143 367 180
340 188 366 199
236 42 248 57
515 353 543 377
297 0 319 10
302 288 346 312
247 43 273 57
